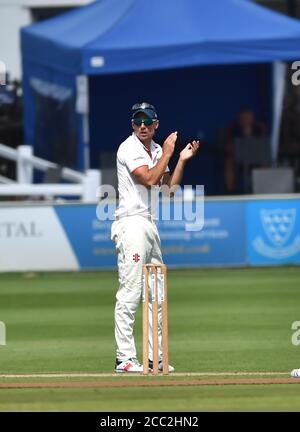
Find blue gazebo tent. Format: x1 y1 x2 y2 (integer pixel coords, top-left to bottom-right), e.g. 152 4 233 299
21 0 300 190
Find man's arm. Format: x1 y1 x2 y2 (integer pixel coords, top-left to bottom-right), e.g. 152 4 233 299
163 141 200 189
132 132 177 188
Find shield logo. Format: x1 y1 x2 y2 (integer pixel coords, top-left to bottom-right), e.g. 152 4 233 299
261 209 296 247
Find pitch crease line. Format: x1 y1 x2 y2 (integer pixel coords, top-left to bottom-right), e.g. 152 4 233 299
0 372 289 379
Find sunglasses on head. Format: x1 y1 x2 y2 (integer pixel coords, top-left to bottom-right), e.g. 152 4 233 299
132 102 156 112
132 118 156 126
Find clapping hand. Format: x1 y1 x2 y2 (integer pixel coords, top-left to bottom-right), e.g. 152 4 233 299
180 140 200 162
163 132 178 158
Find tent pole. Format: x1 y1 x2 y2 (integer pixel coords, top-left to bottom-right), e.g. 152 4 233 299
76 75 90 170
83 112 90 170
271 62 287 167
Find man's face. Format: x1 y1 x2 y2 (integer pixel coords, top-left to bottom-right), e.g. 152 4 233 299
132 112 159 143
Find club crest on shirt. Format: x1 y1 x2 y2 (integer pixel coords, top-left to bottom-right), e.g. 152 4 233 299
132 253 140 263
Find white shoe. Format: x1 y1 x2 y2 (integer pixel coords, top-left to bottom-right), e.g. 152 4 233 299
115 358 143 373
149 360 175 373
291 368 300 377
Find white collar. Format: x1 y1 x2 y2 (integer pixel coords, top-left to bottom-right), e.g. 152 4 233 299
132 133 158 153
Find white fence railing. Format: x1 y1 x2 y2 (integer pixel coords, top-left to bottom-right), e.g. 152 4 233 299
0 144 101 202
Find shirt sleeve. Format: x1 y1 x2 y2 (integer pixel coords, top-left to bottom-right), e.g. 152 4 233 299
120 147 149 173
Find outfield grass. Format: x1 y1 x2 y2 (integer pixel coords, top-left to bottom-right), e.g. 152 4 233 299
0 385 300 412
0 267 300 411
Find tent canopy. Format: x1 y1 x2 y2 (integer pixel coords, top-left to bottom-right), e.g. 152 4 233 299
22 0 300 75
21 0 300 192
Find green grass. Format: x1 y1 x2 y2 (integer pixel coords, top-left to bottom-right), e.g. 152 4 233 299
0 267 300 411
0 385 299 412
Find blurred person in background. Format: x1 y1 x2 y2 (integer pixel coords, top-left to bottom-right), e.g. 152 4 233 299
224 107 267 194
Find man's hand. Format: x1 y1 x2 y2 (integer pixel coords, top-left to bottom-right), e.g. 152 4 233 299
163 132 177 158
179 140 200 162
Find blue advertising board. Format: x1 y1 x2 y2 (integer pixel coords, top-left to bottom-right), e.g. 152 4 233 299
55 200 247 269
158 200 246 267
54 205 116 269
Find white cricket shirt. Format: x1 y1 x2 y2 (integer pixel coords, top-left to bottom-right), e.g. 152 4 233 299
115 133 169 219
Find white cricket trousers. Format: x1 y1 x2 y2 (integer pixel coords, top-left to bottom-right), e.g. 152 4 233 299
111 215 163 362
